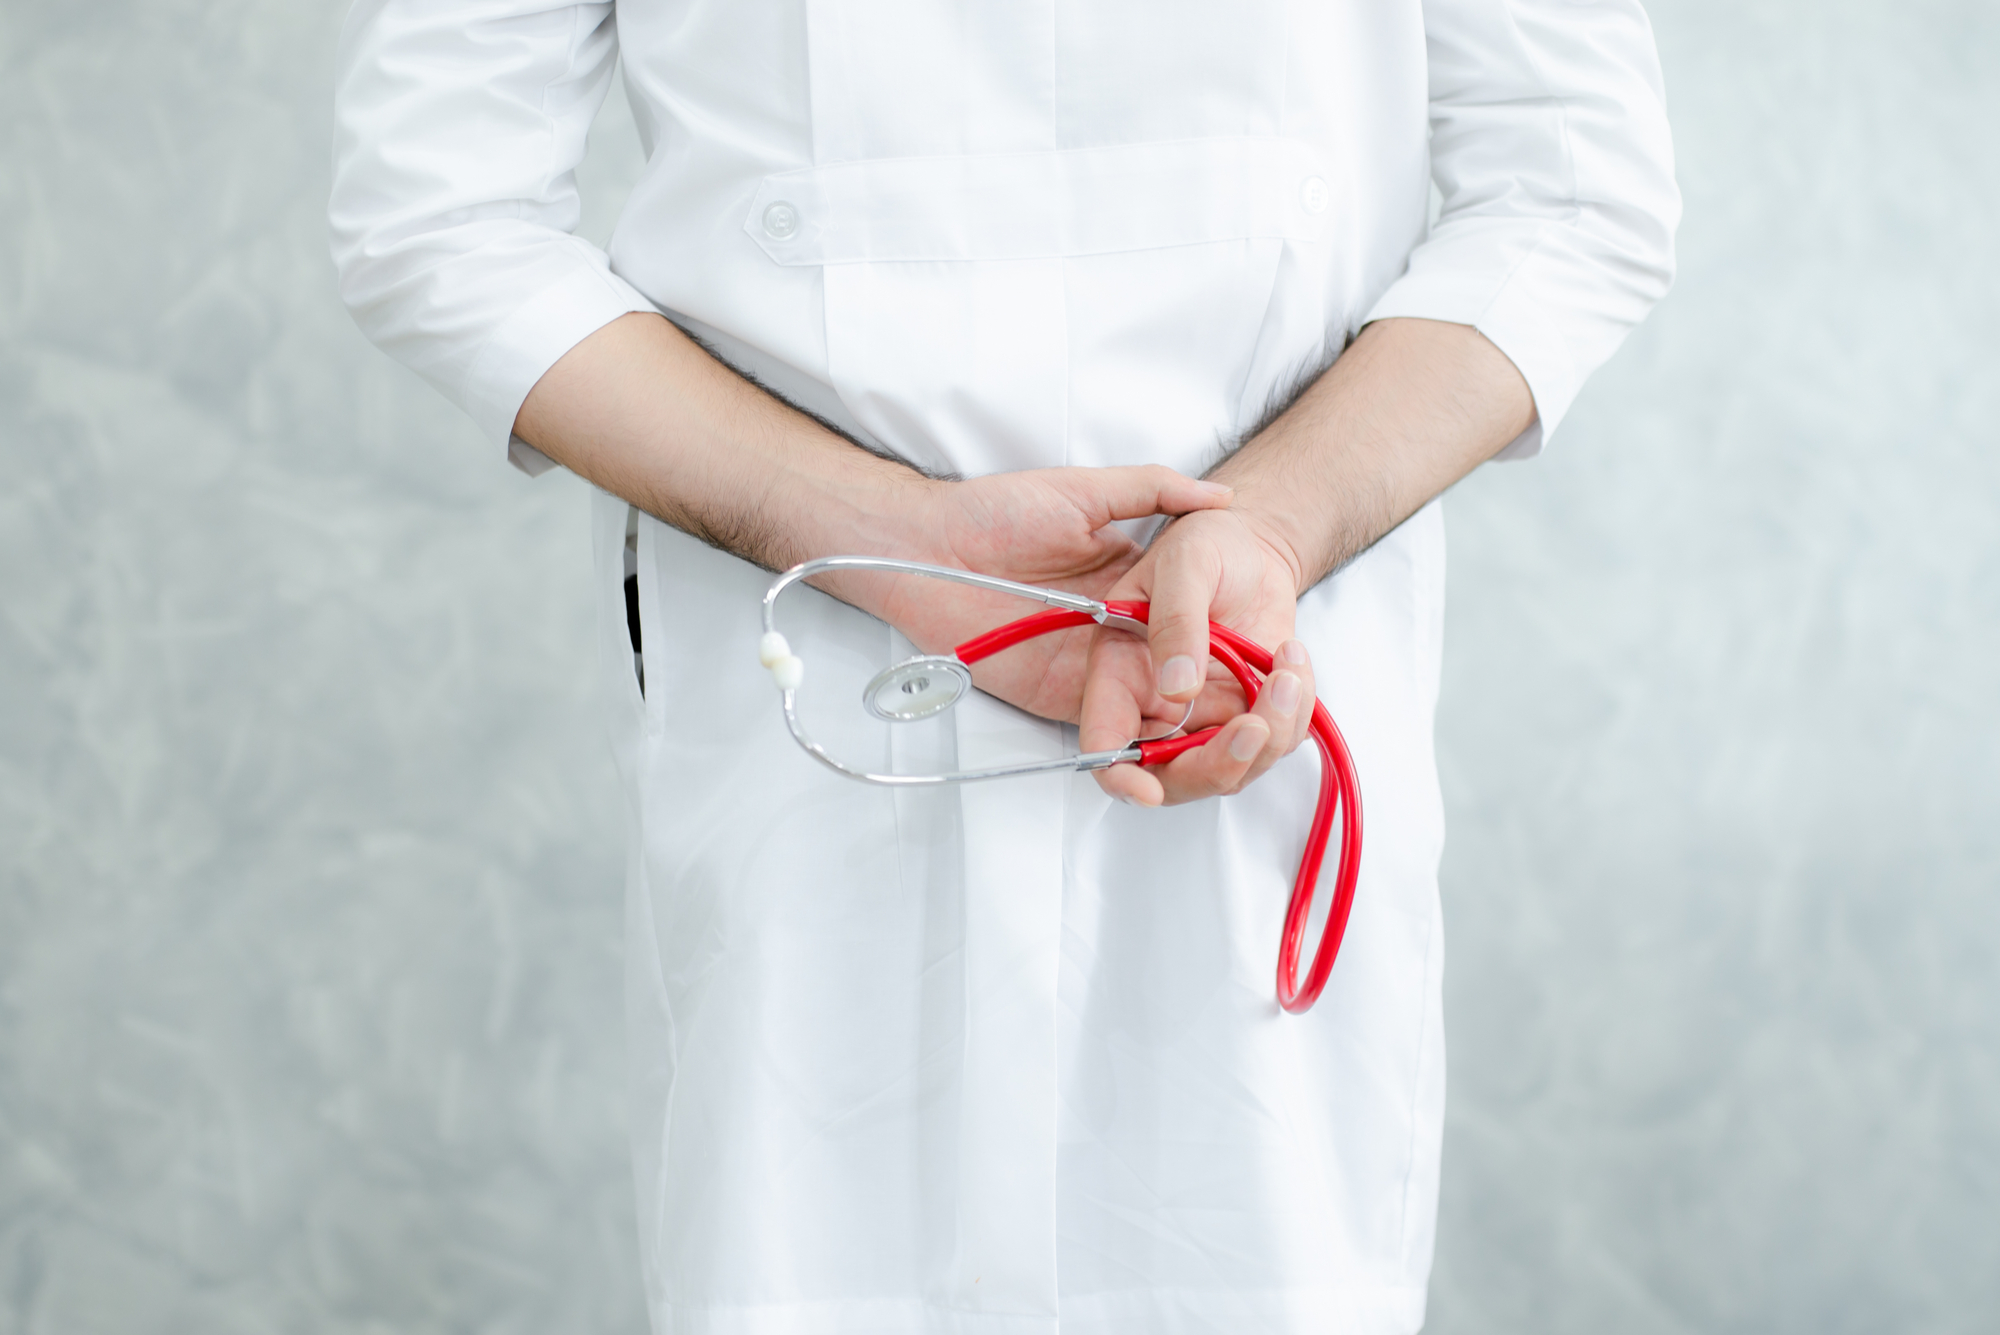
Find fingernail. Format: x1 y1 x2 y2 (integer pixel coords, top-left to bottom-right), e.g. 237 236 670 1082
1279 639 1309 667
1158 656 1200 696
1196 479 1233 495
1269 670 1301 714
1229 719 1267 763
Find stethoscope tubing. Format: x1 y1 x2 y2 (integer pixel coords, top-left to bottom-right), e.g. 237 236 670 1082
1102 602 1362 1015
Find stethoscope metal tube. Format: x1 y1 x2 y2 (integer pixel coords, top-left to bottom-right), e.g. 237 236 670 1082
760 555 1363 1012
759 557 1147 783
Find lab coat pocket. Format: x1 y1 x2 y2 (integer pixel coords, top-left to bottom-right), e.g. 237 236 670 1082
746 139 1333 476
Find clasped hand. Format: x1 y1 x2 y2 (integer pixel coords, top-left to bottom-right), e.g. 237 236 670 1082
863 465 1316 807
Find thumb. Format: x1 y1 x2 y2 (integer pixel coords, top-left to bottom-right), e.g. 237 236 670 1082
1145 537 1221 703
1060 465 1233 528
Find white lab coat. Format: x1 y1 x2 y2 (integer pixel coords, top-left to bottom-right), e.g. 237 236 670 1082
330 3 1677 1331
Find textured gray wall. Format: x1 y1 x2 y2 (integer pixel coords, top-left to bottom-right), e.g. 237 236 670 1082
0 3 1992 1333
1426 5 2000 1332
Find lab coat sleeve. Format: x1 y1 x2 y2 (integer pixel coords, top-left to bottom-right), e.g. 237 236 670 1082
1365 0 1681 457
329 0 656 473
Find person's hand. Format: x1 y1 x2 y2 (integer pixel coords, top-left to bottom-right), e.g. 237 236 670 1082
830 465 1234 724
1078 506 1315 806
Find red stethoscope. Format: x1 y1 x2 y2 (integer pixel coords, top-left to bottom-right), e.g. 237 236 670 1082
761 556 1362 1013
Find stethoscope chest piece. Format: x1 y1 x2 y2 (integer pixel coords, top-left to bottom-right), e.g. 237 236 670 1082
863 655 972 722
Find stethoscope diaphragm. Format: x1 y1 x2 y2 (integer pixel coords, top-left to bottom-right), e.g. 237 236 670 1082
862 656 972 722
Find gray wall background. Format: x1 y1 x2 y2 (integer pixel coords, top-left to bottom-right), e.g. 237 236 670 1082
1 2 1993 1331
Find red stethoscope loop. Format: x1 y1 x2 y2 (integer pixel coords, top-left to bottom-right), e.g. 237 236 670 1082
953 600 1363 1013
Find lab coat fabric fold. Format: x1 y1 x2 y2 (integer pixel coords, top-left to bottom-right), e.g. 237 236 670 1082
331 2 1678 1331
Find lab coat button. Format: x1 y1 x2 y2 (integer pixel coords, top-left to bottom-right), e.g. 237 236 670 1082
1301 176 1330 215
762 201 800 241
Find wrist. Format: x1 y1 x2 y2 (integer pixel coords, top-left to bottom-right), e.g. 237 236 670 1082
789 446 944 561
1218 479 1314 596
886 471 962 567
789 457 951 626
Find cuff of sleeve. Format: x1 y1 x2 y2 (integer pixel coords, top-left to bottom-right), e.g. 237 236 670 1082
1363 228 1581 461
461 246 658 474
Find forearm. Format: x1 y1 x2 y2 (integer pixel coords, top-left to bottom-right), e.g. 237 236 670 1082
513 312 936 574
512 312 1231 689
1210 317 1536 591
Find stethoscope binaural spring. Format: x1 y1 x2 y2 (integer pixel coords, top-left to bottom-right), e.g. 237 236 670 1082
759 555 1363 1014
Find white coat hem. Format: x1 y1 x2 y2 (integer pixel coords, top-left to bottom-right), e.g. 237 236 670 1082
649 1283 1429 1335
